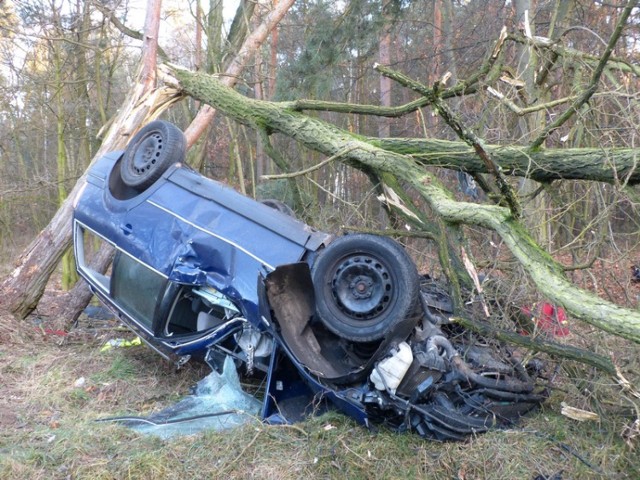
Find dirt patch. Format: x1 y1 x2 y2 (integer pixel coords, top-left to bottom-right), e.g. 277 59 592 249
0 405 18 429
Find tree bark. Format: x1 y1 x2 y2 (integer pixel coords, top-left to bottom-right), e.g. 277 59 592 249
161 66 640 344
0 0 167 319
183 0 296 147
378 0 392 138
0 0 296 321
368 137 640 185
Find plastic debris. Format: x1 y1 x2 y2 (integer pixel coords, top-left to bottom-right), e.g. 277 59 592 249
116 356 261 438
521 302 570 336
100 337 142 352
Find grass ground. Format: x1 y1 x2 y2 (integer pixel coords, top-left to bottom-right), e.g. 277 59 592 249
1 310 639 480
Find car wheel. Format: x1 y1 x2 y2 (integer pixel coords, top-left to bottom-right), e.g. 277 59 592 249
120 120 186 190
312 234 420 342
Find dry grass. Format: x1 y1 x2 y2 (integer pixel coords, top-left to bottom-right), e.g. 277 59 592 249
1 312 639 480
1 232 639 478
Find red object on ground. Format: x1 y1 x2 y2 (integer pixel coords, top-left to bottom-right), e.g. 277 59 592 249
538 303 570 336
38 328 68 337
521 302 570 337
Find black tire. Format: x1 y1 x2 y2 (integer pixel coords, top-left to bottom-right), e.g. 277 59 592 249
312 234 420 342
120 120 186 190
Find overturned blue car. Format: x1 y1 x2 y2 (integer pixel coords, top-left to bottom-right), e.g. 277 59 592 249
73 120 545 441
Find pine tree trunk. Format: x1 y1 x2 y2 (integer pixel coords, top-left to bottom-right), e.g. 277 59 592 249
0 0 165 319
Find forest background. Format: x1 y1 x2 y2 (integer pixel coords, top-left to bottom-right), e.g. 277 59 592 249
2 0 640 478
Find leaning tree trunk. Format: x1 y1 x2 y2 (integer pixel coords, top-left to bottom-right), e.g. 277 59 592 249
161 66 640 344
0 82 180 319
0 0 169 319
0 0 295 321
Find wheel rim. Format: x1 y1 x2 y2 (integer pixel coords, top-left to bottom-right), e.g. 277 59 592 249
330 254 393 321
131 132 164 175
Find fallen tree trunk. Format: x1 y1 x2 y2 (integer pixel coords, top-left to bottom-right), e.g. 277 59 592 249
279 105 640 185
369 137 640 186
162 65 640 344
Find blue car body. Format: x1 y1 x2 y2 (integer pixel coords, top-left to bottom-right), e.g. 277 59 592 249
73 123 545 440
74 151 368 423
75 151 329 353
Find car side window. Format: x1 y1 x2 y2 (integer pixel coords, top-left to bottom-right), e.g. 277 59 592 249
111 252 166 331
